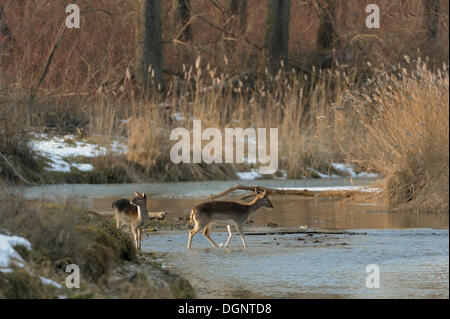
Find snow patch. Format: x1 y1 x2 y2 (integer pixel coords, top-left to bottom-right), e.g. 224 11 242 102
31 134 127 173
332 163 378 178
40 276 62 288
236 169 262 180
1 233 63 288
0 234 31 270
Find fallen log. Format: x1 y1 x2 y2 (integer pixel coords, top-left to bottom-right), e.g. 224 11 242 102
208 184 364 200
148 211 166 220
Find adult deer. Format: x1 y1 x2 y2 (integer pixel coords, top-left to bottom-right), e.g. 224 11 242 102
112 191 148 251
187 190 274 249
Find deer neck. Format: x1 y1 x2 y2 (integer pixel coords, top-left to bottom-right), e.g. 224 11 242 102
246 197 263 215
137 204 148 223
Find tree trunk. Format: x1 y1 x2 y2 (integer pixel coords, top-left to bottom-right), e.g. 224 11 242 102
172 0 192 42
135 0 164 90
229 0 247 31
316 0 339 68
317 0 338 50
423 0 440 42
264 0 291 74
0 4 13 43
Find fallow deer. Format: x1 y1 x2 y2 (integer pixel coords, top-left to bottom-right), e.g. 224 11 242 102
112 191 148 251
187 190 274 249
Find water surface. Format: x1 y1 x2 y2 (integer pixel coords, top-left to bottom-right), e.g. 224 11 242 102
145 229 449 298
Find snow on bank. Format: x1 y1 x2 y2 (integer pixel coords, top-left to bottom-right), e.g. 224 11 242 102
0 234 31 271
332 163 378 178
308 164 377 179
0 233 62 288
236 169 262 180
40 276 62 288
236 164 377 181
31 134 127 173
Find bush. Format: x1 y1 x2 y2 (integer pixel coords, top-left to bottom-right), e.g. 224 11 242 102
0 198 136 282
344 59 449 212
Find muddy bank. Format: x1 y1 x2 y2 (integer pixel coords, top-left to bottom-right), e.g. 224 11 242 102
104 252 195 299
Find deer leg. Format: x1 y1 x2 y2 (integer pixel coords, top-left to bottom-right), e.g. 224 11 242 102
137 228 142 251
187 223 201 249
115 213 120 229
203 226 217 248
237 224 247 248
131 225 138 250
224 225 233 247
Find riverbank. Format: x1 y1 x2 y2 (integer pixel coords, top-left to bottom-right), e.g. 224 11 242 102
3 132 376 185
0 199 195 299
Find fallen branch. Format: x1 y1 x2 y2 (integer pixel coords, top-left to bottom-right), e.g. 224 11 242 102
209 184 364 200
148 211 166 220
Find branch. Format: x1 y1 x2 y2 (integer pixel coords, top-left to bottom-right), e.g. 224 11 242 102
80 8 114 16
209 184 363 200
0 152 35 185
197 15 263 50
36 22 66 89
210 0 227 21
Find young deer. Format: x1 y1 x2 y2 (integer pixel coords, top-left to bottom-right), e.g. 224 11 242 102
112 191 148 251
187 190 274 249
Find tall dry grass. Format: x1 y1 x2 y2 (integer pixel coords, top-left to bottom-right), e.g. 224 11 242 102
120 60 354 180
343 59 449 213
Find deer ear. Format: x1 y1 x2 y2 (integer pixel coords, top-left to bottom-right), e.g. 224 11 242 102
142 192 146 199
134 190 139 196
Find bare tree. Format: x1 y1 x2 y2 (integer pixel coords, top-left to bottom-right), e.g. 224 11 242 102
314 0 339 68
265 0 291 73
423 0 440 42
316 0 338 50
171 0 192 42
229 0 247 31
135 0 164 90
0 4 13 44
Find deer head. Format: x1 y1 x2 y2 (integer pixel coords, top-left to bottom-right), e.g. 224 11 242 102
130 190 147 207
255 190 274 209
